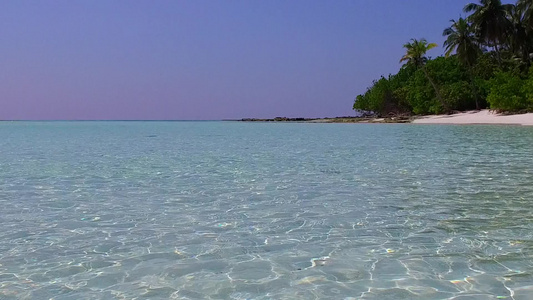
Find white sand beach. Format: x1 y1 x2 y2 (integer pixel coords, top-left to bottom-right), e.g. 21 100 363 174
413 110 533 126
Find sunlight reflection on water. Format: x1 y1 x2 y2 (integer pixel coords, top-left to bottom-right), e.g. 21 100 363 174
0 122 532 299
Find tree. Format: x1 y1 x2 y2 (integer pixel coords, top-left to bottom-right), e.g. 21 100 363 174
443 18 482 66
443 18 483 108
508 2 532 69
464 0 514 64
486 70 530 111
517 0 533 31
400 38 447 112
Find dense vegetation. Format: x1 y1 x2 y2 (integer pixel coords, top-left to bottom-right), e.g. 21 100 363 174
353 0 533 116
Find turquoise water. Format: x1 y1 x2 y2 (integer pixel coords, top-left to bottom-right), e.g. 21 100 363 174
1 121 532 299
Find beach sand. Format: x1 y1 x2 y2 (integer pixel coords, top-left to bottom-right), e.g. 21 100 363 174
412 110 533 126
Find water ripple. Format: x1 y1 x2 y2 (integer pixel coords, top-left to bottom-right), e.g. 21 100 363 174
0 122 532 299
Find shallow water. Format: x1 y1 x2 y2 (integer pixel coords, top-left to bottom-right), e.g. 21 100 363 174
0 121 532 299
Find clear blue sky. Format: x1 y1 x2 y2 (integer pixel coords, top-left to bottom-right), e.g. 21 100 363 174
0 0 493 120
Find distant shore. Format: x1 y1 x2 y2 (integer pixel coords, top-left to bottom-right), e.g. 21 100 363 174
236 110 533 125
235 116 412 123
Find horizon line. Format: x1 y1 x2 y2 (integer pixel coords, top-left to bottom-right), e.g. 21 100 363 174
0 119 232 122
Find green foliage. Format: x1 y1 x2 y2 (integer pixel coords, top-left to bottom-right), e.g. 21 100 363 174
400 39 438 68
353 55 483 115
520 67 533 110
443 18 482 67
426 56 467 83
472 52 499 79
404 70 439 114
353 77 392 115
441 81 476 111
426 56 479 111
464 0 513 52
353 66 416 116
353 0 533 115
486 71 532 111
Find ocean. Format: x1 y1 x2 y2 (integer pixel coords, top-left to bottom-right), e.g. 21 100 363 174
1 121 532 299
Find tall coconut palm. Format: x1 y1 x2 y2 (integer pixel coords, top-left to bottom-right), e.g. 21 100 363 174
400 38 447 112
512 1 533 69
443 18 483 109
507 3 531 68
400 38 438 68
517 0 533 31
443 18 482 66
464 0 514 63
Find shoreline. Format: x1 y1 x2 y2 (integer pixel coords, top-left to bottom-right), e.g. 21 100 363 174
412 110 533 126
236 110 533 126
236 116 412 124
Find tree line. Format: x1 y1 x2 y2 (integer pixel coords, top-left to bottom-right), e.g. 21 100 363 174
353 0 533 116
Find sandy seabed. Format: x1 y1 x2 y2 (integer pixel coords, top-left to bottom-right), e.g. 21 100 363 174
412 110 533 126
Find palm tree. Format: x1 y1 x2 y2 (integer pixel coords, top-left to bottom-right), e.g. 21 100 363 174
464 0 514 64
443 18 483 109
512 1 533 69
443 18 482 66
400 38 438 68
400 38 447 112
517 0 533 31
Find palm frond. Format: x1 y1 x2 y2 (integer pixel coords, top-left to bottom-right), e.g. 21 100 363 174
399 55 409 63
427 43 438 50
443 27 454 36
445 48 455 58
464 3 479 13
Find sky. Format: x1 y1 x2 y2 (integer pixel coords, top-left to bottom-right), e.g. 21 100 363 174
0 0 498 120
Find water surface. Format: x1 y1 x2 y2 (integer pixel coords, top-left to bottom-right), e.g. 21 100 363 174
1 122 532 299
